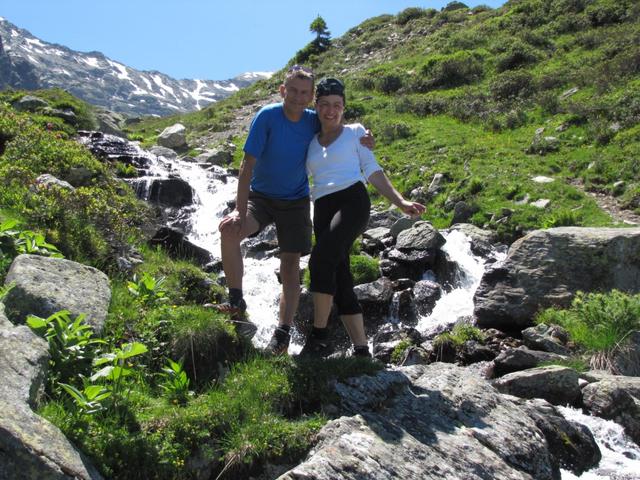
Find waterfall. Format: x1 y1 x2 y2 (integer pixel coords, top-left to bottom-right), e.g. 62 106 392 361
416 229 504 336
558 406 640 479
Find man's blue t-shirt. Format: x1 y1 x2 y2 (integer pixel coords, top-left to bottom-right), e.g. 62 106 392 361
243 103 319 200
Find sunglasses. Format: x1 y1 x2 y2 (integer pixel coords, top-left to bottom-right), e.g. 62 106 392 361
287 64 314 76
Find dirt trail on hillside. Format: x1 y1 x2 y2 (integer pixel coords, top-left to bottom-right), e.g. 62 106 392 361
584 189 640 226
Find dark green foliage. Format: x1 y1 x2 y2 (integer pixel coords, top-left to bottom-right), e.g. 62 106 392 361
396 7 430 26
350 254 380 285
443 1 469 12
490 70 534 100
414 51 485 91
494 41 540 72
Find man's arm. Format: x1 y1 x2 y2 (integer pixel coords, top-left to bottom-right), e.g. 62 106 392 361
219 153 256 232
359 128 375 150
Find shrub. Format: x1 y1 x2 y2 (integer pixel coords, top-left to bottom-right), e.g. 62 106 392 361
490 71 534 100
396 7 429 25
536 290 640 370
541 208 583 228
417 51 485 91
164 305 243 386
376 73 404 94
443 1 469 12
586 0 633 26
495 41 539 72
350 254 380 285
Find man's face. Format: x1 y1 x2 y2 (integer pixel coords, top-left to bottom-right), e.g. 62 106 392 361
280 76 314 114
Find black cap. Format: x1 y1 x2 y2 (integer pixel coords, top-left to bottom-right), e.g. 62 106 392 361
315 77 345 101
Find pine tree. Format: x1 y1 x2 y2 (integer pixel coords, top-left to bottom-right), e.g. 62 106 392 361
309 15 331 49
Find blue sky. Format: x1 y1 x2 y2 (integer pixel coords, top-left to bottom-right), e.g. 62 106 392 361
2 1 505 81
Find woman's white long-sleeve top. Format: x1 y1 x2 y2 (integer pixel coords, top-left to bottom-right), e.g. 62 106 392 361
306 123 382 201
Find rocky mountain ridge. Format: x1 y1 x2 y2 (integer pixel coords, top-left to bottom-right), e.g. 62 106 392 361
0 16 271 117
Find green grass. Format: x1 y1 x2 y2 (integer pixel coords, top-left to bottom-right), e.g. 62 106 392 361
536 290 640 353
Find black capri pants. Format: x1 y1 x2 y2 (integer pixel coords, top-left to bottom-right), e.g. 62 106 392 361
309 181 370 315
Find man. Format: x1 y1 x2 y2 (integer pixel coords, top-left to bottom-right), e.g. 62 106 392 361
218 65 372 355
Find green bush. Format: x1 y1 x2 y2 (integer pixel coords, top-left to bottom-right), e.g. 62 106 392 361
396 7 429 25
415 51 485 91
536 290 640 367
494 41 539 72
376 73 404 94
490 71 535 100
350 254 380 285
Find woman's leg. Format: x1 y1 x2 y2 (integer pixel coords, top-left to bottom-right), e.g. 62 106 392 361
340 313 367 347
308 183 370 343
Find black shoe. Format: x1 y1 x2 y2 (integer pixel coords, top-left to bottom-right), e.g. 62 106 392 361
353 346 371 358
266 327 291 355
299 332 333 358
232 318 258 340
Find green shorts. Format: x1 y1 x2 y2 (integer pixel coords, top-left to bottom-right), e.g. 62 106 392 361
247 191 312 255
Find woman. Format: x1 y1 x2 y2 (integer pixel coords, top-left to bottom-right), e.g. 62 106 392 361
301 77 425 358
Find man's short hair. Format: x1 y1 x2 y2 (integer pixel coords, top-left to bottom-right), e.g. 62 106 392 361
284 64 314 85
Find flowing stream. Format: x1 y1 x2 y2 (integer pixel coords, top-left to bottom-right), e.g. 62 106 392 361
134 143 636 478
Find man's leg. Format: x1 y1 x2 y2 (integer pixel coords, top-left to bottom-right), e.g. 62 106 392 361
219 214 260 293
278 252 301 327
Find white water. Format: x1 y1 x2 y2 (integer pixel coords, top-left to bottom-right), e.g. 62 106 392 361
416 229 504 336
138 148 637 478
559 406 640 480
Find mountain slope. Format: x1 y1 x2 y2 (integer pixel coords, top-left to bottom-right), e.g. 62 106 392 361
0 16 271 117
138 0 638 242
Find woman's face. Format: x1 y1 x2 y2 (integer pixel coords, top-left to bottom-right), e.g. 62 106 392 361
315 94 344 129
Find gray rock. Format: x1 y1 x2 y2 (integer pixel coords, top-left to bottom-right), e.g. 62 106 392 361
147 177 194 207
0 306 49 407
492 366 582 406
12 95 48 112
195 148 232 166
149 145 178 159
33 174 74 192
582 375 640 445
475 227 640 331
389 216 418 239
3 255 111 333
395 221 445 250
493 347 567 377
517 398 601 475
0 401 104 479
157 123 187 149
522 324 571 355
609 330 640 376
279 364 557 480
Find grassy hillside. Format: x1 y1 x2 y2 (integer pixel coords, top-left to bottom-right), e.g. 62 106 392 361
128 0 639 242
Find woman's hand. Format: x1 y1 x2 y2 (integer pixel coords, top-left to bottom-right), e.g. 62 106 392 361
398 200 426 218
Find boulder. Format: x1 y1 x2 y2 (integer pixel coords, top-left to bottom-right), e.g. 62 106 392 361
147 177 194 207
148 227 213 266
516 398 601 475
157 123 187 149
0 305 103 479
12 95 48 112
493 347 567 377
582 375 640 445
412 279 442 317
3 255 111 333
492 366 582 406
353 277 394 321
279 364 558 480
474 227 640 331
395 221 446 251
522 323 571 356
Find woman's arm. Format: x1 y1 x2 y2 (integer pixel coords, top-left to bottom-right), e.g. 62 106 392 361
367 170 426 217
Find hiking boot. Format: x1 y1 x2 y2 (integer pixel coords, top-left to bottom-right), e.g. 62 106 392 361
353 346 372 358
206 299 257 340
266 327 291 355
299 330 333 358
232 318 258 340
